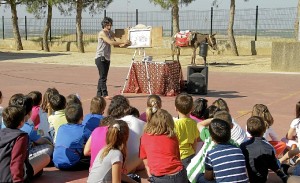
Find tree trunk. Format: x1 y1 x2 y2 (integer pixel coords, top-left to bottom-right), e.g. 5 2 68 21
228 0 239 56
76 0 84 53
172 3 180 35
294 0 300 40
43 0 52 52
10 0 23 50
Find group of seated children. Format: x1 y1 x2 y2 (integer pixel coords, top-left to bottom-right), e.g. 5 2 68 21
2 88 300 183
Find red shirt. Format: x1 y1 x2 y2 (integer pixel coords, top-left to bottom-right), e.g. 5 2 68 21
139 134 183 176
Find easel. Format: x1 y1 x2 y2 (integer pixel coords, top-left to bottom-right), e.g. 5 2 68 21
121 47 152 95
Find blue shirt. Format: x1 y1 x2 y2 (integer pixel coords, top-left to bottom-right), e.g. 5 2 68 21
53 123 91 169
82 113 104 132
205 143 248 183
20 122 41 147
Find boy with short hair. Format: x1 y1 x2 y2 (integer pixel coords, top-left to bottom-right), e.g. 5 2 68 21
0 105 29 182
203 119 248 183
240 116 288 183
53 104 91 170
48 93 67 142
187 111 240 183
174 94 199 168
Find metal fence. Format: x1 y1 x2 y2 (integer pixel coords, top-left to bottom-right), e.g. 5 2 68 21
0 6 297 42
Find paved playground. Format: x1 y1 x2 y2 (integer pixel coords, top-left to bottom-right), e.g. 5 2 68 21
1 50 300 182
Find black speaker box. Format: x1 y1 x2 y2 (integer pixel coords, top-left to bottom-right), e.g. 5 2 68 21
187 66 208 94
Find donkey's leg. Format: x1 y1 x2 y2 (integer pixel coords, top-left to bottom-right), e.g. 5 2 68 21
191 48 196 65
177 47 180 62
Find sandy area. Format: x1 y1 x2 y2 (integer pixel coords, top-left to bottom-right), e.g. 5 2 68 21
0 49 272 73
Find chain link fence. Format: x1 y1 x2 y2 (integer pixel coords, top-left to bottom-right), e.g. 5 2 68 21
0 7 297 42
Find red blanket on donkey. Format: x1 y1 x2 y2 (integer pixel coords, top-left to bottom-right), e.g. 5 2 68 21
174 31 192 47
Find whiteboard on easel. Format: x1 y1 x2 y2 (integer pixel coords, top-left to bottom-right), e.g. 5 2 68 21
128 28 152 48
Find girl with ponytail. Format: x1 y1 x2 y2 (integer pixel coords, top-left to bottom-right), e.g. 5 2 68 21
87 120 130 183
139 108 189 183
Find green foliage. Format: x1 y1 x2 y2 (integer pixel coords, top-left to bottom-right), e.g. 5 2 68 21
149 0 195 9
57 0 112 16
23 0 61 18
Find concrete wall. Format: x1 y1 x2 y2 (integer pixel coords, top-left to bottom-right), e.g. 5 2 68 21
0 31 290 57
271 41 300 72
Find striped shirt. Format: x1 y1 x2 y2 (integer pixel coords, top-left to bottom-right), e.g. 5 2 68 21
205 143 248 183
186 128 239 183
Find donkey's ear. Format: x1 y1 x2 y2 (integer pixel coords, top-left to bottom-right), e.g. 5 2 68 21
212 32 217 36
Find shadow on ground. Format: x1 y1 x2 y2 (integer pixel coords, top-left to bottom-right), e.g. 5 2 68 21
208 62 247 67
188 90 247 99
0 51 68 61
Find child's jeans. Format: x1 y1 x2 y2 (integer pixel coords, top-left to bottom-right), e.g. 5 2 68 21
150 168 189 183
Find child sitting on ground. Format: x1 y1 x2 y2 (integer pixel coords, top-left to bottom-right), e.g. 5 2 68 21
249 104 286 157
187 111 241 183
82 96 106 132
190 98 208 122
39 88 59 140
88 120 136 183
212 98 247 144
139 94 162 122
140 108 189 183
48 93 67 142
28 91 43 129
0 105 30 182
174 94 199 168
53 104 91 170
203 119 248 183
9 94 53 160
84 116 113 169
241 116 288 183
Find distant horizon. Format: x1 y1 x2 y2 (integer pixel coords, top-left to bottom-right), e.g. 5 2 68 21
0 0 298 18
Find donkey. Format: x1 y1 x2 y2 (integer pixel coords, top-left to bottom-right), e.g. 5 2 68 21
171 32 217 65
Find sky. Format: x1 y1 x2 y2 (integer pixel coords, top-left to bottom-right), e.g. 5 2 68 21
0 0 298 18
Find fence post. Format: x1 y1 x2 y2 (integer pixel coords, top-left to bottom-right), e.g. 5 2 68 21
255 6 258 41
104 10 106 18
2 16 4 39
25 16 27 40
170 9 173 37
210 7 213 35
136 9 138 25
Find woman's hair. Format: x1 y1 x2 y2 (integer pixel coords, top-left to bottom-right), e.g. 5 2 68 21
66 93 82 107
146 95 162 108
296 101 300 118
144 108 176 137
251 104 274 128
128 107 140 118
212 98 229 112
41 88 59 112
107 95 131 118
100 120 129 165
101 17 113 29
191 98 208 119
90 96 106 115
0 90 2 100
28 91 42 106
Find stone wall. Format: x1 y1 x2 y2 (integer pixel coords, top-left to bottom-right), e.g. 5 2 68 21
271 41 300 72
